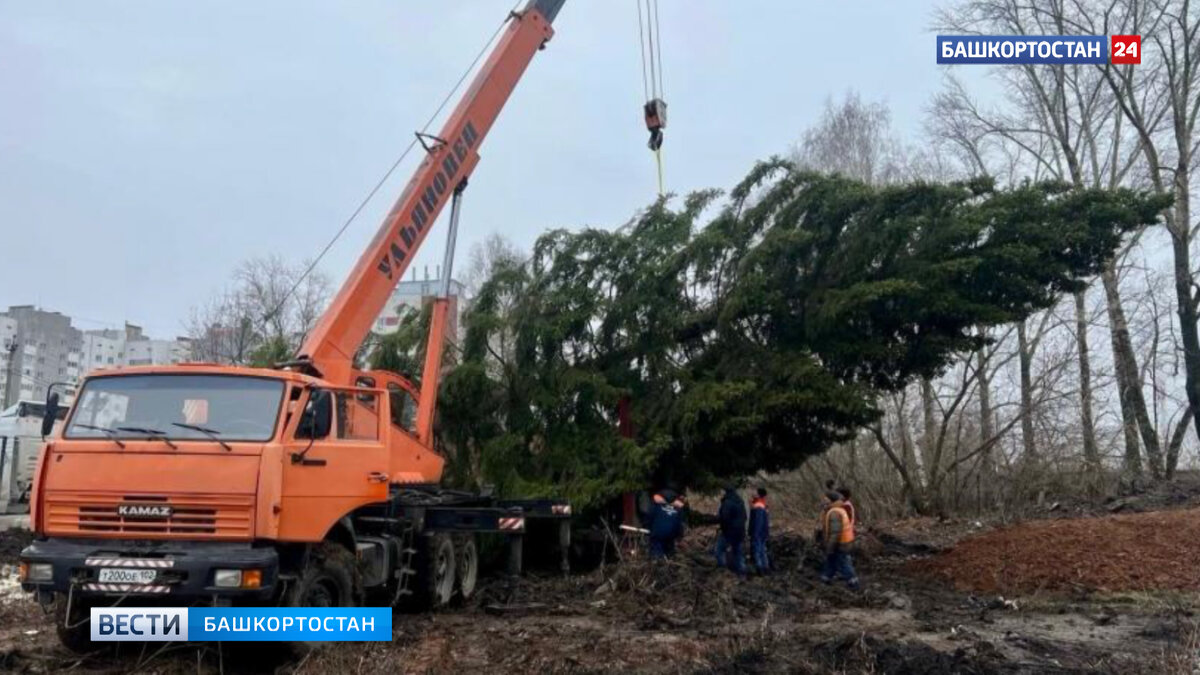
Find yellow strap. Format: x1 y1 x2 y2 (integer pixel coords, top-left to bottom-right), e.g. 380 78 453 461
654 147 665 197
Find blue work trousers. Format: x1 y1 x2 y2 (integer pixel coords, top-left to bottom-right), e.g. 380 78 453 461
715 532 747 575
649 537 676 559
751 536 770 572
821 548 859 589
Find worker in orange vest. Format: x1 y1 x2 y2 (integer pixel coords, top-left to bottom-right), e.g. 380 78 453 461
819 490 860 590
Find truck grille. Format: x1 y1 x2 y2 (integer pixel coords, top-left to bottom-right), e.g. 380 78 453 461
45 493 253 540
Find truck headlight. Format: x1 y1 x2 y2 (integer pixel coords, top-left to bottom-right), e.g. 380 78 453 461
213 569 242 588
19 562 53 582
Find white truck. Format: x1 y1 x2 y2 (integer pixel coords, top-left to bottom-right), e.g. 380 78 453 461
0 400 66 514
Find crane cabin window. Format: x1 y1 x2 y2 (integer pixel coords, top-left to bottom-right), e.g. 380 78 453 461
387 383 417 434
65 375 285 442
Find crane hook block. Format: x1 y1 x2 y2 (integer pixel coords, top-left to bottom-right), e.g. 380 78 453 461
644 98 667 151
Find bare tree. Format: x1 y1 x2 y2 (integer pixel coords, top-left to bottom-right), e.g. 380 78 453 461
1073 290 1103 480
458 233 526 380
1016 320 1039 462
1089 0 1200 455
186 255 332 365
462 233 524 303
976 331 997 472
871 347 1035 515
793 92 921 184
933 0 1164 480
186 292 257 365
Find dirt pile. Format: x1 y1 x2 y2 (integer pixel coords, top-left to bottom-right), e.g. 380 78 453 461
911 506 1200 594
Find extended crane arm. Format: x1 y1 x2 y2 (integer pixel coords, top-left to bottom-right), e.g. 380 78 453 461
298 0 566 383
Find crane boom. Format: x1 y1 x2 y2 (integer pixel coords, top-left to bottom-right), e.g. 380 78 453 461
298 0 567 384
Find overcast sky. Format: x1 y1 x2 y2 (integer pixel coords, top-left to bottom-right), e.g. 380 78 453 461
0 1 986 338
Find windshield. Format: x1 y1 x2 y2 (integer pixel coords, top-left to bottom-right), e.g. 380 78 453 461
65 375 285 443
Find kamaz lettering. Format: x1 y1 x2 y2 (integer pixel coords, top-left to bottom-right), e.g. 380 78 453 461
117 504 173 519
377 121 479 279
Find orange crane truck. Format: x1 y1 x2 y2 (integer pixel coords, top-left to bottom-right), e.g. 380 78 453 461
18 0 571 652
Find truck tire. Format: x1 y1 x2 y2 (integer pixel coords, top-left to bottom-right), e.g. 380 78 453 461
283 542 359 609
55 595 99 654
413 533 455 610
279 543 360 658
456 535 479 601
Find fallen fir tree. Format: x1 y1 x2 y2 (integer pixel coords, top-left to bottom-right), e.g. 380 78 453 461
434 159 1169 511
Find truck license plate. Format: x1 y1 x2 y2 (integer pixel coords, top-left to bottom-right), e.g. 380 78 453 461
98 568 157 584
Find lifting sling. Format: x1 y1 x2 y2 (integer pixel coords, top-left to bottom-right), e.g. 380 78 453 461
636 0 667 195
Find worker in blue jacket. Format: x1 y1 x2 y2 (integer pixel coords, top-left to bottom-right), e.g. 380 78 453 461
648 489 686 559
715 485 747 576
749 487 771 574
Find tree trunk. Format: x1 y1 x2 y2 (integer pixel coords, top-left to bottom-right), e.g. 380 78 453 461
871 424 930 516
921 377 946 513
1168 166 1200 457
976 345 995 475
1100 264 1159 479
920 377 937 485
1016 321 1037 462
1166 412 1191 480
1073 290 1102 482
897 395 923 488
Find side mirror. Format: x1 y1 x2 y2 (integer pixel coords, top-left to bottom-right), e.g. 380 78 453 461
312 390 332 439
41 392 60 439
298 389 332 439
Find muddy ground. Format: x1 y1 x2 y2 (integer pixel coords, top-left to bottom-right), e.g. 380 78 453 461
1 492 1198 674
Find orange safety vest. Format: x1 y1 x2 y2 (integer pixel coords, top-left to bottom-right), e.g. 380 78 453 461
823 504 855 545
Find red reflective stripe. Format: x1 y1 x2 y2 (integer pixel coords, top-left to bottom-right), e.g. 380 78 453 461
85 558 174 568
82 583 171 594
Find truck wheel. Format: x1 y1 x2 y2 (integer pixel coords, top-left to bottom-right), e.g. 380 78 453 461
55 596 100 654
457 535 479 601
279 543 359 658
284 543 358 609
414 533 455 609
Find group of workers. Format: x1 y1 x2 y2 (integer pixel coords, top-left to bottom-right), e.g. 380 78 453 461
646 481 859 590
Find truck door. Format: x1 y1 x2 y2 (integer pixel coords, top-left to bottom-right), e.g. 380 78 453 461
278 387 388 542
